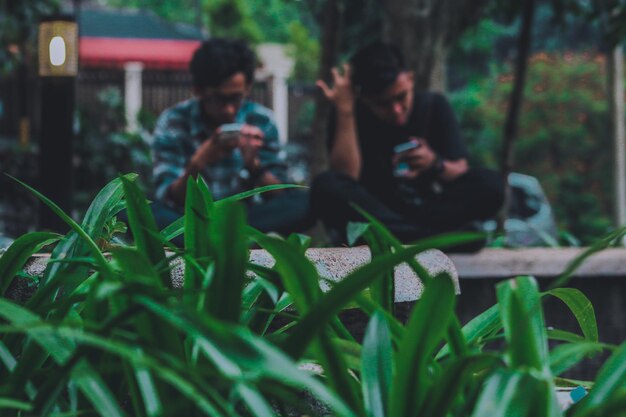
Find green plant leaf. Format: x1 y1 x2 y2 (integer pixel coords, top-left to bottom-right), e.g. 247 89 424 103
0 398 33 411
572 342 626 416
0 232 60 296
183 177 212 301
549 226 626 289
547 329 587 344
390 274 457 417
361 311 393 417
353 294 405 343
248 230 361 413
569 391 626 417
8 175 111 272
497 276 549 373
206 200 247 323
364 228 394 314
133 359 163 417
136 296 357 417
544 288 598 342
282 240 457 360
469 369 560 417
550 342 605 376
0 299 126 417
235 383 275 417
421 354 500 417
159 216 184 242
121 177 169 288
216 184 303 205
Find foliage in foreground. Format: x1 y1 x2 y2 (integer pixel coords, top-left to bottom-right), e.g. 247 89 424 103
0 174 626 416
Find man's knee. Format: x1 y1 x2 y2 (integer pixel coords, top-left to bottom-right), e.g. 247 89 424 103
311 170 352 198
459 168 506 217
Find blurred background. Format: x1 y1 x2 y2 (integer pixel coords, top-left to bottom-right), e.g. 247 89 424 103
1 0 625 247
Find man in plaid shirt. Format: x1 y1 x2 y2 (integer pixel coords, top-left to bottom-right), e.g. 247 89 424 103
151 38 313 238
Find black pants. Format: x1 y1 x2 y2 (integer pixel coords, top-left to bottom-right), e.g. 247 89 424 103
310 169 504 251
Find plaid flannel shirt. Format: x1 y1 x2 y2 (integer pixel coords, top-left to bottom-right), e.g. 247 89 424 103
152 98 287 203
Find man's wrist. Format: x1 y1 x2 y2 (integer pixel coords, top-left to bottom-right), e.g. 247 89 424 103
433 155 445 176
241 165 267 185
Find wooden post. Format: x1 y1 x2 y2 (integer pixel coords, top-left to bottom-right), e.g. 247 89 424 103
608 45 626 232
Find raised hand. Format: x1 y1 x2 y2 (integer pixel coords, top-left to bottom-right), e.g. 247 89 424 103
316 63 355 113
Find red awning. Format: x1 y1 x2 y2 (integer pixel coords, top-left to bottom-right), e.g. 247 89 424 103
80 37 201 70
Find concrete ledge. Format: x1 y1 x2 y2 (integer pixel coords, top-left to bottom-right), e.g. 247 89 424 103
449 248 626 279
15 248 458 304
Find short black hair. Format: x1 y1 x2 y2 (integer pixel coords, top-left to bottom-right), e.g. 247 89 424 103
190 38 256 89
350 41 407 95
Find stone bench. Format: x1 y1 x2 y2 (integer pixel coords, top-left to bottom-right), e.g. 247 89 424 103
449 247 626 381
9 248 458 305
449 247 626 279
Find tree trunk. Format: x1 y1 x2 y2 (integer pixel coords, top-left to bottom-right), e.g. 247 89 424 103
498 0 536 234
309 0 342 178
382 0 489 91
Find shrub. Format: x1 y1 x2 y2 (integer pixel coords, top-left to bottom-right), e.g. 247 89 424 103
1 174 625 416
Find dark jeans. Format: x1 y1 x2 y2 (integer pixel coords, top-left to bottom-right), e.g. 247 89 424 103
125 189 315 247
310 169 504 251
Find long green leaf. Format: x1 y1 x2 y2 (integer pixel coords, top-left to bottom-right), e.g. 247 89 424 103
0 232 60 296
549 226 626 289
136 296 357 417
282 237 461 360
361 311 393 417
390 274 456 417
249 230 362 413
206 200 247 322
572 342 626 415
497 276 549 373
364 228 394 314
249 228 321 312
216 184 303 205
0 299 126 417
550 342 604 376
121 177 169 288
0 398 33 411
158 185 303 243
9 175 111 272
544 288 598 342
183 177 212 301
469 369 560 417
421 354 500 417
235 383 276 417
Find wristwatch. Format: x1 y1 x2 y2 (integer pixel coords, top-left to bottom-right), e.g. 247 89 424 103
433 155 445 176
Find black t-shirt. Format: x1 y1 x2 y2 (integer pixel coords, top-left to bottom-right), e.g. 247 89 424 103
327 91 468 203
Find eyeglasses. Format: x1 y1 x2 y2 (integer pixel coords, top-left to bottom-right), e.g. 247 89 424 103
201 92 245 107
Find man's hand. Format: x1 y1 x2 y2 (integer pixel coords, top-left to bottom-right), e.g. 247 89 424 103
239 124 264 170
189 128 239 172
316 64 355 114
392 138 437 179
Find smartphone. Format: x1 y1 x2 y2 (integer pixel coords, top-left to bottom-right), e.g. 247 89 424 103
393 140 421 154
217 123 243 145
393 141 421 177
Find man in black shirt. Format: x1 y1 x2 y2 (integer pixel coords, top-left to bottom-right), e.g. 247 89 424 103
311 41 504 249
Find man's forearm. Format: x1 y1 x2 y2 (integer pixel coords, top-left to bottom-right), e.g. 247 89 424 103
329 109 361 179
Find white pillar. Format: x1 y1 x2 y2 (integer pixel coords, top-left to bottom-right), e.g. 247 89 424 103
124 61 144 133
256 44 294 144
272 70 290 144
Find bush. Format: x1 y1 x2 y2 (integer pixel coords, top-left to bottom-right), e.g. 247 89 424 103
1 174 626 416
452 52 615 244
